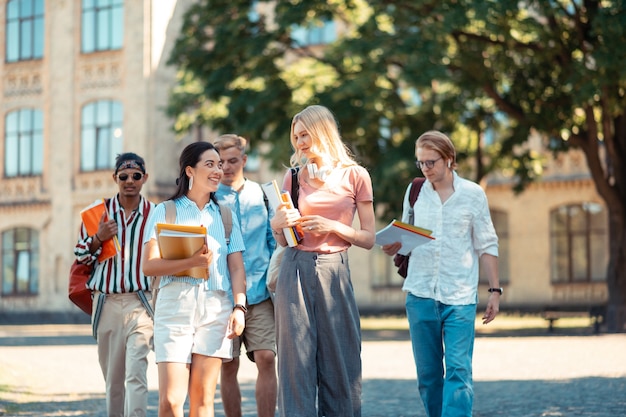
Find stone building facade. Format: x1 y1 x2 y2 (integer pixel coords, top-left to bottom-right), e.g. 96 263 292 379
0 0 200 315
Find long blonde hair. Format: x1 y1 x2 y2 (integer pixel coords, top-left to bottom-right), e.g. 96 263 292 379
289 105 357 168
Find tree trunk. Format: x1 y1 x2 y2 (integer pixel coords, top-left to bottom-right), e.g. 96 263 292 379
604 206 626 332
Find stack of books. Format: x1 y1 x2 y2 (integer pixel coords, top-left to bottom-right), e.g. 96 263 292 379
261 180 304 247
156 223 208 279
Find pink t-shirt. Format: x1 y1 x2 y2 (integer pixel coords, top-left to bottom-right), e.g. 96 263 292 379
282 165 374 253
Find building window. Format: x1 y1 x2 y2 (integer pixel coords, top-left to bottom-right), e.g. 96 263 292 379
550 203 608 283
291 19 336 47
5 0 44 62
480 209 509 284
1 228 39 296
81 0 124 53
4 108 43 177
80 100 123 171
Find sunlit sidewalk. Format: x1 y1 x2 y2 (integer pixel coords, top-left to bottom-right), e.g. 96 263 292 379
1 322 625 416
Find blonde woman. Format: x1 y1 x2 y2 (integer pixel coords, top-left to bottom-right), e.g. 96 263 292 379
270 105 376 417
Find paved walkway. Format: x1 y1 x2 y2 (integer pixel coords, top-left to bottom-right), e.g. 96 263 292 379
1 324 625 416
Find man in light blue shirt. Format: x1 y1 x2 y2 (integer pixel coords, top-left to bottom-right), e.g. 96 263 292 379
214 134 277 417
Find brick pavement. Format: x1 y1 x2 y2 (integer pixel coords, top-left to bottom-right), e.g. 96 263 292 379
0 324 625 416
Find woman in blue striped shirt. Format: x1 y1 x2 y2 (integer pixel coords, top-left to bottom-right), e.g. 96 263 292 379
143 141 247 417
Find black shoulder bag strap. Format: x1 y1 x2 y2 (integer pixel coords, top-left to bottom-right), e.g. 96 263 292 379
290 167 300 210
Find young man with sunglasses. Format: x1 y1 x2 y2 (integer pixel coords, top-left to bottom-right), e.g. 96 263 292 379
74 152 156 417
382 131 500 417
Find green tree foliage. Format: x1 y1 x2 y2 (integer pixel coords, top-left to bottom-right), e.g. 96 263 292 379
167 0 515 218
168 0 626 330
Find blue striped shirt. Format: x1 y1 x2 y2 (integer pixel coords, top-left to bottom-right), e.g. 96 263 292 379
144 195 245 292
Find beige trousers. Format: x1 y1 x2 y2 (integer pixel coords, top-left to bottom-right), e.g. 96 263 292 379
93 292 154 417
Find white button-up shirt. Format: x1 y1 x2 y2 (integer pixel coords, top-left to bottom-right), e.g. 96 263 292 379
401 172 498 305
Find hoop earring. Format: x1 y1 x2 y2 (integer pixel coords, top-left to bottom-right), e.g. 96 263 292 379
188 176 193 190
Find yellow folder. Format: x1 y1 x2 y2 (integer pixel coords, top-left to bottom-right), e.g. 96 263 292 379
156 223 208 279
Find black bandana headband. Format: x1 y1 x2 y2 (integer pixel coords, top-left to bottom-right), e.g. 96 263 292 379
115 159 145 174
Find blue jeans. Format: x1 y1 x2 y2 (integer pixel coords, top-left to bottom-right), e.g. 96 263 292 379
405 294 476 417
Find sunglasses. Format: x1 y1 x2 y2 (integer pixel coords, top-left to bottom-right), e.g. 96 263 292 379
117 172 144 181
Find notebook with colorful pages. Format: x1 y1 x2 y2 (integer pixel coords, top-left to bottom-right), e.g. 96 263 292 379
375 219 435 256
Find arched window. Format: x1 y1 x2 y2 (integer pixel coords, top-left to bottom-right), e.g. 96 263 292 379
5 0 44 62
80 100 123 171
550 203 608 283
4 108 44 177
1 227 39 295
81 0 124 53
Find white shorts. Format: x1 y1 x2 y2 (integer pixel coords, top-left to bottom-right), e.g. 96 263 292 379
154 281 233 363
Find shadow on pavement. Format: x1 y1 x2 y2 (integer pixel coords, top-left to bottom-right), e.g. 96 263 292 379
0 335 95 347
2 377 624 417
363 377 626 417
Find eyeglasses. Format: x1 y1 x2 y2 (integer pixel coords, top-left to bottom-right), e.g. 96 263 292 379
415 157 442 170
117 172 144 181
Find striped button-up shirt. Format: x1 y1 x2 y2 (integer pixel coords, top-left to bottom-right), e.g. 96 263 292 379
74 195 155 293
401 172 499 305
143 195 245 293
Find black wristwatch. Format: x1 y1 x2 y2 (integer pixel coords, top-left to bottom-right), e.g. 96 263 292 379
233 303 248 313
488 287 503 295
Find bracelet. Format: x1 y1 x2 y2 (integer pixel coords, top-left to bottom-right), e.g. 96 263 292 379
233 303 248 313
93 234 102 243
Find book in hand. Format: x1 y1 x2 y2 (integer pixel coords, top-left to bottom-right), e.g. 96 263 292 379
375 219 435 256
261 180 304 247
80 199 120 262
156 223 209 279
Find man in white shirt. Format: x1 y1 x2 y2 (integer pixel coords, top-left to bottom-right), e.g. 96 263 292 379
382 130 500 417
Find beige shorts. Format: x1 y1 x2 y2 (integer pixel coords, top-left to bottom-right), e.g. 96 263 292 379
154 281 232 363
232 298 276 362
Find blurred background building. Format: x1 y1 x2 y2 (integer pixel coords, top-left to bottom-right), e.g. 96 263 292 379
0 0 607 320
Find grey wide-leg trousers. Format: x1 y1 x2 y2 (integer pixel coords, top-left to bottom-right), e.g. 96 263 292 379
275 247 362 417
